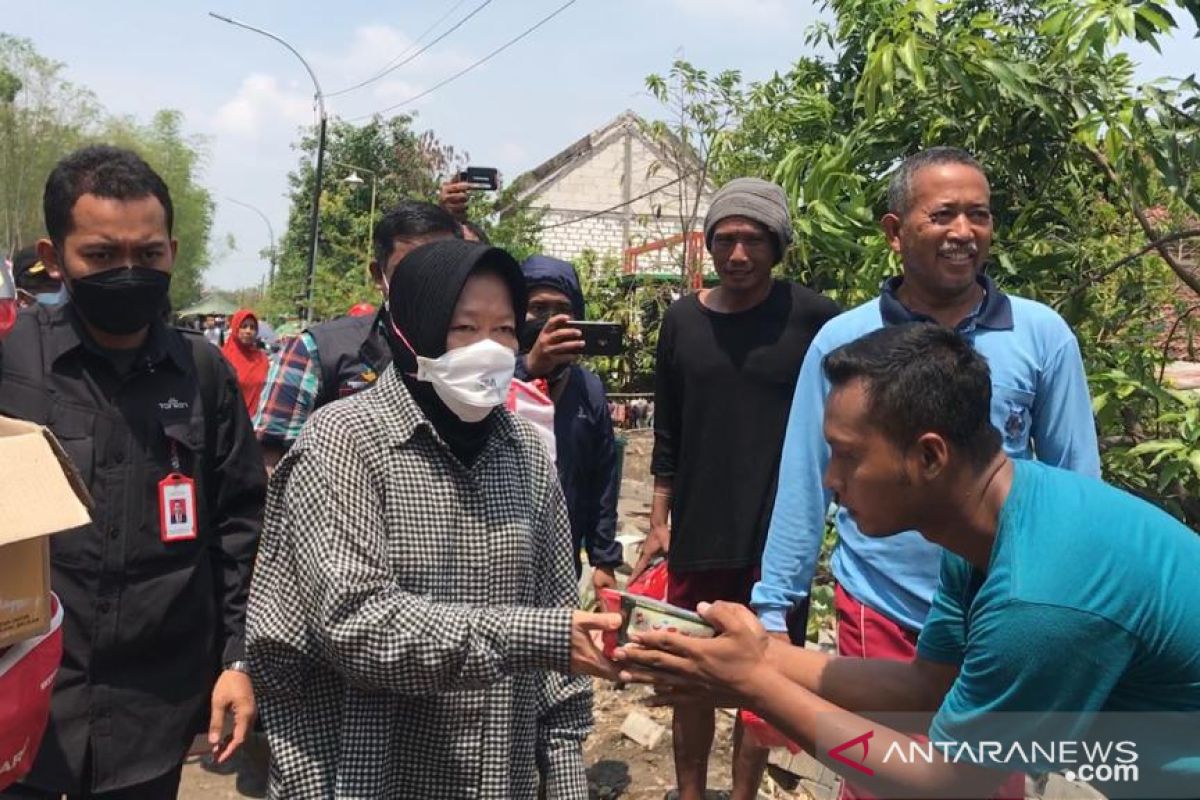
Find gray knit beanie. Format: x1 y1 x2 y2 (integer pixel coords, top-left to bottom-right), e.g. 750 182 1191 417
703 177 794 258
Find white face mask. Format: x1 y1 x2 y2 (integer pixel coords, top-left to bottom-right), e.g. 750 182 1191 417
415 338 516 423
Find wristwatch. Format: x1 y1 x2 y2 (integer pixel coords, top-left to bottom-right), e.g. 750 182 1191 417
224 660 250 674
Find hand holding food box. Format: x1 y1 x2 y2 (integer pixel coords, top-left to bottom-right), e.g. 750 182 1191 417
597 589 716 658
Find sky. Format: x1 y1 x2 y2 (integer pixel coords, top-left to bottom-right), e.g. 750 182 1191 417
2 0 1197 290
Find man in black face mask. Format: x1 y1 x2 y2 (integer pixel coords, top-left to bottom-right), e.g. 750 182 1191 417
0 145 265 800
517 255 623 595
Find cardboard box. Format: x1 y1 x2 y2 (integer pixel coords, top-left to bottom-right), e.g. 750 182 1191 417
0 417 91 649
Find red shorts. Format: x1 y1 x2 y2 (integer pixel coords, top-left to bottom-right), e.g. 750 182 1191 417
835 584 1022 800
666 565 760 611
835 583 919 660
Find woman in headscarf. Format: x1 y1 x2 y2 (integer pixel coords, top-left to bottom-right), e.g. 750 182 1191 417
221 308 269 418
246 239 621 800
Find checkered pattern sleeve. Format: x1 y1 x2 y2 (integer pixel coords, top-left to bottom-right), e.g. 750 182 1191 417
277 427 574 693
253 332 321 450
533 445 594 799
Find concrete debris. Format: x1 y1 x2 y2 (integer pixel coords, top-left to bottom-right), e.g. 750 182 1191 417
620 710 667 750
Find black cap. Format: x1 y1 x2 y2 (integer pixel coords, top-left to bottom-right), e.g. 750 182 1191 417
10 247 46 285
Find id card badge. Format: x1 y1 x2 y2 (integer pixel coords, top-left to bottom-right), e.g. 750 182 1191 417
159 473 197 542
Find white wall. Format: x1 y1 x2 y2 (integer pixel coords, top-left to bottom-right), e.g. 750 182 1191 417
528 124 713 274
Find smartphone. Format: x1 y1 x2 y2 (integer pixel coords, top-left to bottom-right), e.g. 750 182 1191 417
571 320 624 356
598 589 716 658
457 166 499 191
519 319 625 356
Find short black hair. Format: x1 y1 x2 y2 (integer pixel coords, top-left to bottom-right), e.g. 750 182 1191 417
886 147 986 216
372 200 462 266
462 220 490 245
43 145 173 245
823 323 1001 468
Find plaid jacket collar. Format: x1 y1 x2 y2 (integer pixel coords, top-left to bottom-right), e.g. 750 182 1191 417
373 364 518 455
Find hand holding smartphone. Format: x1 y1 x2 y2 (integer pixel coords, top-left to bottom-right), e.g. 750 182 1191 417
456 166 499 191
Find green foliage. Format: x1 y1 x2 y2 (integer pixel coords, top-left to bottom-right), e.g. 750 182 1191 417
574 249 675 393
0 36 214 309
1092 367 1200 521
470 185 544 263
0 34 100 255
641 60 745 278
667 0 1200 525
266 115 463 321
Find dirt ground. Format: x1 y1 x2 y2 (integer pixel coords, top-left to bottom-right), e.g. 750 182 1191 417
179 431 811 799
180 682 773 800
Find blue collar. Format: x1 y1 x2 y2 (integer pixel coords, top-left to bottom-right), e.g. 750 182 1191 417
879 274 1013 332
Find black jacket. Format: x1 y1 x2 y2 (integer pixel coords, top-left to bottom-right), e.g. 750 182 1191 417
517 256 622 573
0 303 265 793
306 311 391 408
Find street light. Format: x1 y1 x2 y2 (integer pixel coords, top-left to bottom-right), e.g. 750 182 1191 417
209 11 327 324
331 160 378 273
224 196 277 288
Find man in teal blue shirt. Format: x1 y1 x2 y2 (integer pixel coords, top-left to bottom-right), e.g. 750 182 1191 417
618 324 1200 798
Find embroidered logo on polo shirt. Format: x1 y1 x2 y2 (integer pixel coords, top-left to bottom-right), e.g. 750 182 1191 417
1004 402 1028 442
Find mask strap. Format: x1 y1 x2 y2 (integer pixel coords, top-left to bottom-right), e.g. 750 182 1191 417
381 273 420 377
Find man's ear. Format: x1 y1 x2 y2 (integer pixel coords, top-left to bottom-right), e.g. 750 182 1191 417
369 260 385 294
36 239 62 280
881 213 903 255
914 432 950 481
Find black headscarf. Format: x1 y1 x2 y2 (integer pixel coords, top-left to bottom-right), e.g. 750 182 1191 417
385 239 527 464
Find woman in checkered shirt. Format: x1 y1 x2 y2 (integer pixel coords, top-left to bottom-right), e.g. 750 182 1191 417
246 240 622 799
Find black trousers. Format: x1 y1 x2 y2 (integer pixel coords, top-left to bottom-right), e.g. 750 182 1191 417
0 763 183 800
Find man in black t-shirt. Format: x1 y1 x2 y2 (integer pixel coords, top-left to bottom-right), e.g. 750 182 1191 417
633 177 838 800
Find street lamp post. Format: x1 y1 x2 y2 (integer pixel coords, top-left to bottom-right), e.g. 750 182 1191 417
331 160 378 272
209 11 326 324
224 196 277 288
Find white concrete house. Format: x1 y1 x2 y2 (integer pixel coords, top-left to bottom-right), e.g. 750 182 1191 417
506 110 716 278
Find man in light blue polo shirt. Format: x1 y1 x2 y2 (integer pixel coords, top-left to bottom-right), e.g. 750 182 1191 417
752 148 1099 683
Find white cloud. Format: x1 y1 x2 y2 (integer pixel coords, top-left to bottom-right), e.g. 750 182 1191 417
202 21 483 288
213 74 315 139
663 0 792 25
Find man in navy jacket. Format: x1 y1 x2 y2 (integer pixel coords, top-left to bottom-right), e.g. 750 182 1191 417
517 255 624 593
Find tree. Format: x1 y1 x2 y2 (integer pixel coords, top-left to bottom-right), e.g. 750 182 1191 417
0 37 215 310
105 111 215 310
471 184 544 263
266 115 463 321
0 34 99 255
707 0 1200 523
575 249 676 393
642 61 744 284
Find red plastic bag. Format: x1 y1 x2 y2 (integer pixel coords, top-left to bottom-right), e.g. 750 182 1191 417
0 256 17 342
0 594 63 791
739 709 801 754
626 559 668 602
